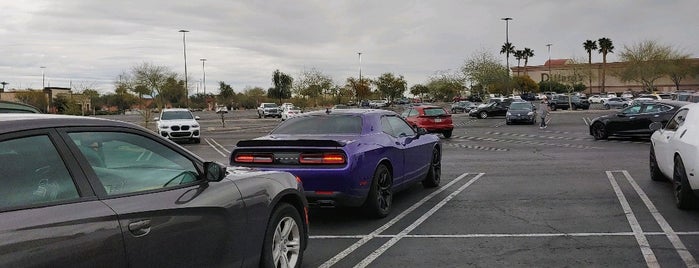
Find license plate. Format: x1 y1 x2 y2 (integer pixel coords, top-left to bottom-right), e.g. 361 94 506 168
434 118 442 122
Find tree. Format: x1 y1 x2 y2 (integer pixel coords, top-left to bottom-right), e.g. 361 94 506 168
522 48 534 76
294 68 332 106
513 50 524 76
14 90 48 113
410 84 429 100
583 40 598 94
115 62 179 127
345 77 372 101
425 70 464 102
666 54 695 91
374 73 407 104
461 49 510 96
617 40 675 92
269 70 293 104
512 76 539 93
500 42 515 72
160 76 186 107
218 81 236 109
598 37 614 93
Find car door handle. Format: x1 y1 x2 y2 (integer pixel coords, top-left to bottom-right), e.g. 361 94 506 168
128 219 152 237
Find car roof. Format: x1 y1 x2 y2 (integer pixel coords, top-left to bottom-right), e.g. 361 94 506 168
0 114 139 134
0 100 42 113
656 99 692 108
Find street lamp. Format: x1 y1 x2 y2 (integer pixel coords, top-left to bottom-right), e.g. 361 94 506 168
547 43 552 92
200 58 207 95
357 52 362 101
501 17 513 73
179 29 189 106
1 81 8 92
40 66 46 89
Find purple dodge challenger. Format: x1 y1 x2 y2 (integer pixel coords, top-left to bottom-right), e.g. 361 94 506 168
230 109 442 218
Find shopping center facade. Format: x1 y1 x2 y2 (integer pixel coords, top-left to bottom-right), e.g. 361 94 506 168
512 58 699 94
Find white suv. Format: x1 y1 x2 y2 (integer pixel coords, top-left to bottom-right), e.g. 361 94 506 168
155 108 201 143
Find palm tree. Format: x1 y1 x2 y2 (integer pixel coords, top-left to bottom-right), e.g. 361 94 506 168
522 48 534 76
598 37 614 93
513 50 524 76
583 40 598 94
500 42 515 74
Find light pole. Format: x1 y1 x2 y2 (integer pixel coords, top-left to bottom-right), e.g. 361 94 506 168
501 17 513 73
40 66 46 89
547 43 552 92
1 81 7 93
357 52 362 101
200 58 207 96
179 29 189 107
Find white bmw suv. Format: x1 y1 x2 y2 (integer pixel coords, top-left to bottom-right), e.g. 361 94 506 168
155 108 201 143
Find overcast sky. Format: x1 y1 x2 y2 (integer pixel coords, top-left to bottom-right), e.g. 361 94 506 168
1 0 697 95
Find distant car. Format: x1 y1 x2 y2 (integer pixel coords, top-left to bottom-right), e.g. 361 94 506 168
649 103 699 209
281 105 302 121
450 101 478 113
257 103 281 118
215 105 228 113
402 105 454 138
0 100 41 113
520 93 537 101
589 100 688 140
588 95 603 104
469 98 514 119
369 99 389 108
603 97 633 109
0 114 308 267
229 109 442 218
331 104 351 110
506 101 537 125
155 108 201 144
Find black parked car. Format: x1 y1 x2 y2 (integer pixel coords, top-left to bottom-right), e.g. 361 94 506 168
469 98 514 119
506 101 537 125
549 95 590 111
589 100 689 140
451 101 478 113
0 114 308 267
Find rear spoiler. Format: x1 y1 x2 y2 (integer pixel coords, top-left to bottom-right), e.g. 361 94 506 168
236 139 347 147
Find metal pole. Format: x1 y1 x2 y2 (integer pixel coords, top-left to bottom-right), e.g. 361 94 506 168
200 58 207 95
547 44 552 92
501 17 512 95
40 66 46 89
179 30 189 107
358 52 362 101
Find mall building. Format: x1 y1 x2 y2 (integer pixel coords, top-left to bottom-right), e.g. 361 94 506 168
512 58 699 94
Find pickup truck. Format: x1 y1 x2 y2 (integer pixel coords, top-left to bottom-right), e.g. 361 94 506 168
548 95 590 111
257 103 281 118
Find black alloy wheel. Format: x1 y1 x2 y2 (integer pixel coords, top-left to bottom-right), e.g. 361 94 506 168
422 147 441 188
673 156 697 209
649 146 665 181
591 122 608 140
364 164 393 218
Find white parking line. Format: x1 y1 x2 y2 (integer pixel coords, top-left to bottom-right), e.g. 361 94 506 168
318 172 474 268
607 171 659 268
205 138 227 157
310 231 699 240
582 117 590 126
619 170 699 267
354 173 485 268
209 138 230 153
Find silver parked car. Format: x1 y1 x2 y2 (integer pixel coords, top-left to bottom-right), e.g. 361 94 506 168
603 97 633 109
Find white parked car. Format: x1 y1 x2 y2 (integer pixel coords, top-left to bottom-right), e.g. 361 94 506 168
649 102 698 208
281 105 302 121
369 99 389 108
155 108 201 143
588 95 603 103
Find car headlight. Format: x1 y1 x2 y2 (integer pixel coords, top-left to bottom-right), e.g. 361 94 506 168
506 112 512 116
159 125 169 129
192 124 200 128
527 111 534 116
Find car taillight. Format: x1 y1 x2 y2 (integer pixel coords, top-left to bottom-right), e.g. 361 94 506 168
234 153 274 163
299 152 346 164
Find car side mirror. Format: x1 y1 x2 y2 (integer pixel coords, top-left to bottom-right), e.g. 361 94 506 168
195 116 201 120
416 127 428 136
153 117 159 121
204 162 227 182
649 122 663 131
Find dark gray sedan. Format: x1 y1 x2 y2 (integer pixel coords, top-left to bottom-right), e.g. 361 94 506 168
0 114 308 267
506 101 537 125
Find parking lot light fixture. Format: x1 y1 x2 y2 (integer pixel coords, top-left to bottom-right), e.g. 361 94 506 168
179 29 189 107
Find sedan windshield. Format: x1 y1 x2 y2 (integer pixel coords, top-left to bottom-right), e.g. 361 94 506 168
423 108 447 116
161 111 193 120
272 115 363 134
509 103 532 110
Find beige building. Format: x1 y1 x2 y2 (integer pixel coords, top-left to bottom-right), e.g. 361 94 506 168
512 58 699 94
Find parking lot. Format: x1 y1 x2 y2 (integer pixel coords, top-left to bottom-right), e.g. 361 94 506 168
103 105 699 267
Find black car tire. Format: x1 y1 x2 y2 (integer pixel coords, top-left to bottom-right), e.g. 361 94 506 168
531 118 537 125
591 122 608 140
443 130 452 138
364 164 393 218
258 112 262 118
604 104 611 110
650 146 665 181
506 121 511 125
479 111 488 119
422 147 441 188
261 203 305 268
550 105 557 111
673 156 697 209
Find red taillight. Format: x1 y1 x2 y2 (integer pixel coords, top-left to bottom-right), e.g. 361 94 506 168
234 153 274 163
299 153 346 164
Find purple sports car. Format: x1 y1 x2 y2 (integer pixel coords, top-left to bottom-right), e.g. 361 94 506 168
230 109 442 218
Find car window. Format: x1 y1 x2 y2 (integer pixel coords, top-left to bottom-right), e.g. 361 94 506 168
68 132 199 195
509 103 532 110
664 109 688 131
622 104 642 114
423 108 447 116
642 103 669 113
161 110 194 120
272 115 363 134
408 109 419 117
0 135 79 209
383 116 416 137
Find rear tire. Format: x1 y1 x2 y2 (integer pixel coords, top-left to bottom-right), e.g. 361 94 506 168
364 164 393 218
673 156 697 209
422 147 441 188
442 130 452 138
649 146 665 181
261 203 305 268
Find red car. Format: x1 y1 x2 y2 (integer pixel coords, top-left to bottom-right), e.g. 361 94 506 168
401 105 454 138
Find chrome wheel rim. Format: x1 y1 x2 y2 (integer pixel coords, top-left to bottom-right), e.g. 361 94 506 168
272 216 301 268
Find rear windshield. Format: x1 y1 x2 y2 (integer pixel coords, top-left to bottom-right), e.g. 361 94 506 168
272 115 363 134
161 111 193 120
423 108 447 116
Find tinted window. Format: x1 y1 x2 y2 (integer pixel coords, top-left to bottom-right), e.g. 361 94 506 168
161 110 194 120
665 109 688 131
623 104 642 114
272 115 363 134
263 103 278 108
408 109 419 117
423 108 447 116
382 116 415 137
0 135 79 209
509 102 532 110
68 132 199 195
